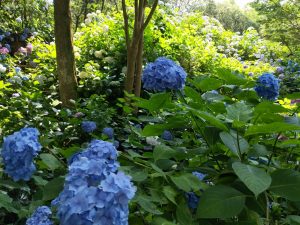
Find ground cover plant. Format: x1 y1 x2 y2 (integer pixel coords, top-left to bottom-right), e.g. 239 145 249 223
0 0 300 224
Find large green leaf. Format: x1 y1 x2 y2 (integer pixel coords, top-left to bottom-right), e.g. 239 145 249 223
40 153 63 170
0 192 17 213
269 169 300 201
163 186 177 205
153 145 184 161
245 122 300 136
176 202 194 225
192 77 223 92
142 119 187 136
42 176 65 201
197 185 246 218
220 130 249 156
254 101 288 115
135 194 163 215
189 108 228 131
232 162 271 197
152 217 177 225
170 173 202 192
136 92 171 113
215 68 246 85
286 215 300 225
226 101 253 122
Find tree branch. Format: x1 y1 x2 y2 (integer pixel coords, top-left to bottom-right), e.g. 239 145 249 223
121 0 130 50
142 0 158 32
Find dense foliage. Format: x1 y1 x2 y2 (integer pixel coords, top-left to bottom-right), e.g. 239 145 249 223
0 0 300 224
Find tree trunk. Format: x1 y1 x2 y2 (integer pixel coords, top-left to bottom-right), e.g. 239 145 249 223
54 0 77 107
122 0 158 95
134 30 144 97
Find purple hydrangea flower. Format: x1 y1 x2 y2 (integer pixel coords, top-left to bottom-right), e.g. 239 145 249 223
1 127 41 181
26 206 53 225
0 47 9 55
276 67 284 74
255 73 280 101
142 57 187 92
81 121 97 133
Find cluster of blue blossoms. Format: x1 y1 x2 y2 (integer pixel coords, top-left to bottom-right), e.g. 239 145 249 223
81 121 97 133
26 206 53 225
1 127 41 181
102 127 114 139
186 171 206 209
142 57 187 92
255 73 280 101
161 130 173 141
52 140 136 225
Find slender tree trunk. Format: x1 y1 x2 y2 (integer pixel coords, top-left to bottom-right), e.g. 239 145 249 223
122 0 158 95
134 30 144 97
54 0 77 107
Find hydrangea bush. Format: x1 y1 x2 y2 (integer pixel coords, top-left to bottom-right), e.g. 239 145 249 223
0 3 299 225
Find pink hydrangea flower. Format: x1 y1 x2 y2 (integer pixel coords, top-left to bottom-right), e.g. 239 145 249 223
0 47 9 55
26 43 33 54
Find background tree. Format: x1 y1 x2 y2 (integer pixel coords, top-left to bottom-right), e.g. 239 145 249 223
251 0 300 55
122 0 158 96
54 0 78 107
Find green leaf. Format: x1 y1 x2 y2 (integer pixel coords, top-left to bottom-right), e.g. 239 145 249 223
245 122 300 136
193 77 223 92
269 169 300 201
151 163 166 179
189 108 228 131
135 194 163 215
32 176 48 186
184 86 203 103
254 101 288 115
232 162 271 197
215 68 246 85
197 185 246 219
220 130 249 156
176 202 194 225
153 145 180 161
142 119 187 136
137 92 171 113
226 102 253 122
42 176 65 201
170 173 202 192
39 153 63 170
163 186 177 205
286 215 300 225
0 192 17 213
152 217 177 225
130 170 148 182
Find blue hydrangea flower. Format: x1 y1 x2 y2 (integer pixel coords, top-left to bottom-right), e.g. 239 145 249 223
81 121 97 133
1 127 41 181
102 127 114 139
53 140 136 225
192 171 206 181
185 171 206 210
186 192 200 209
142 57 187 92
255 73 280 101
26 206 53 225
161 130 173 141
